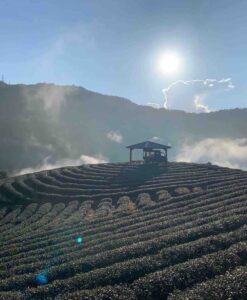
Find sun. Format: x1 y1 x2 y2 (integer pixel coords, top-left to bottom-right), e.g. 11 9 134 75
158 52 182 75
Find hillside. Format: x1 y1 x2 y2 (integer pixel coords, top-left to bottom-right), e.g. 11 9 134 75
0 82 247 172
0 162 247 299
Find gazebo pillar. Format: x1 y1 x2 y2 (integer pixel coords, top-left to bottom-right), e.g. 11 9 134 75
129 148 133 162
165 149 168 164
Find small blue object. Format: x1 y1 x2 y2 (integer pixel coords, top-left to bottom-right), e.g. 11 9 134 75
36 274 48 285
76 236 84 244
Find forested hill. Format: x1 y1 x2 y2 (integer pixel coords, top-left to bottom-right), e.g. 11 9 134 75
0 81 246 172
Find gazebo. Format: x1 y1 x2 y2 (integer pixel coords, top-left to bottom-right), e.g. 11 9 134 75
126 140 171 164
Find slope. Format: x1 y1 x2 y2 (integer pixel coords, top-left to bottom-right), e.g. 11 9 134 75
0 162 247 299
0 82 247 172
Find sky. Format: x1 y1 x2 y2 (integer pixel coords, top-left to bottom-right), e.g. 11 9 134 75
0 0 247 112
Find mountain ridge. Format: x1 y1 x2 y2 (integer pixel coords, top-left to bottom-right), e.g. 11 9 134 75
0 82 246 172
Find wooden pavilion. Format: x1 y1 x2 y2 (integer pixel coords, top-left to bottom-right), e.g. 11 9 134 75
126 140 171 164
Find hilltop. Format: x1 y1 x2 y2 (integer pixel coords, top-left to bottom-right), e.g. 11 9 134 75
0 82 247 172
0 162 247 299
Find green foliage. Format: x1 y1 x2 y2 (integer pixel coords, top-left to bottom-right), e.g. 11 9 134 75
0 171 7 180
0 162 247 299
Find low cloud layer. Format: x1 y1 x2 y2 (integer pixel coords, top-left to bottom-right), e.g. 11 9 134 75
176 138 247 170
12 153 108 176
163 78 235 113
107 131 123 143
147 102 161 109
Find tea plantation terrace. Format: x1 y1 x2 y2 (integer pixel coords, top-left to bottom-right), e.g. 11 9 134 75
0 162 247 299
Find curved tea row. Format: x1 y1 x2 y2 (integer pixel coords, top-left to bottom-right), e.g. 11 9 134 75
0 162 247 299
0 162 245 206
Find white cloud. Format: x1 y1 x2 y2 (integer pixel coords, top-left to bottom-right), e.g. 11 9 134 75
12 153 108 176
162 78 235 113
194 95 211 113
107 130 123 143
176 138 247 170
80 154 108 164
147 102 160 109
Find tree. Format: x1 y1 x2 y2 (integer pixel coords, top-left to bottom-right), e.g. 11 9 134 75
0 171 7 179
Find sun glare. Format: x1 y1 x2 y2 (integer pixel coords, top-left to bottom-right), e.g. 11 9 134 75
158 52 182 75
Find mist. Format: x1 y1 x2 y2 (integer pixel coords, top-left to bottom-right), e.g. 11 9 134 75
176 138 247 170
0 82 247 173
12 153 108 176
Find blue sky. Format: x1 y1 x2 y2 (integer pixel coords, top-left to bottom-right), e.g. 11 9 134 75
0 0 247 111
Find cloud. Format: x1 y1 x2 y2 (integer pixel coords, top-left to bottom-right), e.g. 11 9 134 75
162 78 235 113
176 138 247 170
147 102 160 109
12 153 108 176
107 131 123 143
80 154 108 164
194 95 211 113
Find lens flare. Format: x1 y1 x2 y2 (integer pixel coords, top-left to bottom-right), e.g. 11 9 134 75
36 273 48 285
76 236 84 244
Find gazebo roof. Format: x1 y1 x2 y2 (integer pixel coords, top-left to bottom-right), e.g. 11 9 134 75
126 140 171 150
